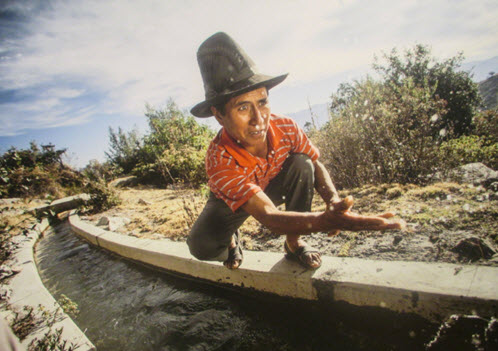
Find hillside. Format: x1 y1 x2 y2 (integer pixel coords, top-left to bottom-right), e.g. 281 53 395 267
479 73 498 110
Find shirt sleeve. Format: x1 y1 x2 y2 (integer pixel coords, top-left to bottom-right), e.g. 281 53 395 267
286 118 320 161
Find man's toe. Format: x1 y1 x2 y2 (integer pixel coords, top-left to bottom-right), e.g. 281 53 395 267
307 253 321 268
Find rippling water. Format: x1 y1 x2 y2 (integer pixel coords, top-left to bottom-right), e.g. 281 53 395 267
35 222 435 350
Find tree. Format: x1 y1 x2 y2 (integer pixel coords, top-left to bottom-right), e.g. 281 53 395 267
372 44 481 136
106 127 142 174
106 99 215 187
138 100 215 186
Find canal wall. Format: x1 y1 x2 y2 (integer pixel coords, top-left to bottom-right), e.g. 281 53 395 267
3 217 95 350
69 213 497 323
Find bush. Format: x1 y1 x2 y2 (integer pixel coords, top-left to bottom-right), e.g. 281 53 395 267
440 135 498 169
372 44 481 136
438 110 498 170
85 180 121 213
314 77 447 188
473 110 498 144
0 143 84 198
106 127 142 175
109 100 214 188
82 159 120 183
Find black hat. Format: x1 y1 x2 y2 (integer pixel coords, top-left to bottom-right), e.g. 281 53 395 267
191 32 288 117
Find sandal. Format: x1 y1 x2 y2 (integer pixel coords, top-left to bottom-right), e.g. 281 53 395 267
224 231 243 269
284 240 322 269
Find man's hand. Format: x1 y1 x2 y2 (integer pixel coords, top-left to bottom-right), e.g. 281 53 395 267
324 196 404 236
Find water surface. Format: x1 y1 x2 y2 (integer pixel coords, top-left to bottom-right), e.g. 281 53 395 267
36 222 435 350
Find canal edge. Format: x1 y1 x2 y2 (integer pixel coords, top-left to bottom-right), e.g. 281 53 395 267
4 217 96 350
68 213 498 323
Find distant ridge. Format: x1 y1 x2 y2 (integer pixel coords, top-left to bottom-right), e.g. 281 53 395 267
461 56 498 82
287 103 329 129
479 74 498 110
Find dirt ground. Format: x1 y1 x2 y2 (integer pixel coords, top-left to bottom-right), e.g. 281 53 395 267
81 181 498 267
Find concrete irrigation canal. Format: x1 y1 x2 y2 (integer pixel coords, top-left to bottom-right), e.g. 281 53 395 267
8 195 498 349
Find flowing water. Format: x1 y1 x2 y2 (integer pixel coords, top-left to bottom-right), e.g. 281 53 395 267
35 222 437 350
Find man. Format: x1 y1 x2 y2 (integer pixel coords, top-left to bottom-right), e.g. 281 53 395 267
187 32 403 270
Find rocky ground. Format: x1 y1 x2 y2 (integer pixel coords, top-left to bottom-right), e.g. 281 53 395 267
81 163 498 267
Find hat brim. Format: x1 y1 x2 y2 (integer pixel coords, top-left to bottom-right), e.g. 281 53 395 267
190 73 288 118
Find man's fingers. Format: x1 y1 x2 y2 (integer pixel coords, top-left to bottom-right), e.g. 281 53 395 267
360 217 405 231
344 214 405 231
331 196 354 213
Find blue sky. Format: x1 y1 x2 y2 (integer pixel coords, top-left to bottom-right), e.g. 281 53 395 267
1 0 497 168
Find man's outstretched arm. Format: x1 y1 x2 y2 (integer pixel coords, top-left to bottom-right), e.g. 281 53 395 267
242 191 403 236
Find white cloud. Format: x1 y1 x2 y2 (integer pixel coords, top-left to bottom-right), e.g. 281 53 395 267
0 0 497 137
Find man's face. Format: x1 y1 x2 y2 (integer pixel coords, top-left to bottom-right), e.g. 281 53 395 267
212 87 271 154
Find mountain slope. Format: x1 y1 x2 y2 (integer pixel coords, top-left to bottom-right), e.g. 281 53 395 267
479 74 498 110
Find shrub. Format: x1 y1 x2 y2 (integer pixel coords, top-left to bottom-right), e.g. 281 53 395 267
111 100 215 188
85 179 121 213
0 143 84 198
473 110 498 144
439 135 498 169
373 44 481 136
82 159 120 183
314 77 447 188
106 127 142 175
160 144 209 187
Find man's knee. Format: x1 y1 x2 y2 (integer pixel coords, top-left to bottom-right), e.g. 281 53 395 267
187 224 230 261
187 231 214 260
286 153 314 182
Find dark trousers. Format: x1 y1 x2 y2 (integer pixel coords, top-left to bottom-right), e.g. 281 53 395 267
187 153 315 261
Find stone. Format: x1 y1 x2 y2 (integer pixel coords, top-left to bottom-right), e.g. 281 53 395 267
97 216 131 231
462 203 471 213
97 216 110 226
447 163 498 186
393 235 403 245
488 181 498 192
138 198 152 206
451 236 496 261
109 176 138 188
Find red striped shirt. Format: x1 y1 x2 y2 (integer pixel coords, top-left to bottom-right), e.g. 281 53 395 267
206 114 320 212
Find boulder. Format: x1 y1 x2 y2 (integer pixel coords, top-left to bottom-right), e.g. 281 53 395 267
446 163 498 187
109 176 138 188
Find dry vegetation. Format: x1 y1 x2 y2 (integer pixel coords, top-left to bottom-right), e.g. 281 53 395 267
83 181 497 267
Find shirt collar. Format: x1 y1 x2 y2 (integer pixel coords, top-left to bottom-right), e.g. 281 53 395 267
219 115 278 168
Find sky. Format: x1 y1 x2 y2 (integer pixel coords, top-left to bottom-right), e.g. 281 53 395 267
0 0 497 168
